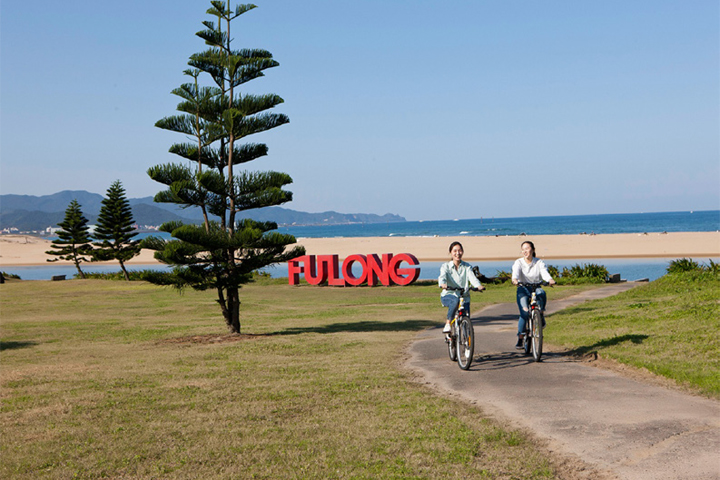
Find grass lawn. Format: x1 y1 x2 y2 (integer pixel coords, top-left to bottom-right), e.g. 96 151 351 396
547 271 720 398
2 279 599 479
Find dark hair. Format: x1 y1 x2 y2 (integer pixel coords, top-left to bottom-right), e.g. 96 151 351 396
521 241 536 258
449 241 464 253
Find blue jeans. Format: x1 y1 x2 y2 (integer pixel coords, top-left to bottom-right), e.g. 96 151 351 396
516 285 546 335
441 295 470 321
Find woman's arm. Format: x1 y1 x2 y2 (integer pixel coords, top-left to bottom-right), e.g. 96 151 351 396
438 262 448 289
511 258 521 285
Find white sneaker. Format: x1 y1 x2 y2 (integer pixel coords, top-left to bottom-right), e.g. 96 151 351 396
443 323 451 333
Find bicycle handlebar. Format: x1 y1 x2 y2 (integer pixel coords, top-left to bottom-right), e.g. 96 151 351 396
517 282 551 289
443 286 483 293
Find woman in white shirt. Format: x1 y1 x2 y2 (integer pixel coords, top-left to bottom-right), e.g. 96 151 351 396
511 241 556 349
438 241 485 333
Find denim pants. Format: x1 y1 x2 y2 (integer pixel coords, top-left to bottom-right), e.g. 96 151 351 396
516 286 546 335
441 295 470 321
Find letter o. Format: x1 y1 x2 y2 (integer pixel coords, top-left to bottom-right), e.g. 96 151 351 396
342 254 368 286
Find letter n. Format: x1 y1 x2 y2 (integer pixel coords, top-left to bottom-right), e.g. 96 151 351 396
367 254 392 286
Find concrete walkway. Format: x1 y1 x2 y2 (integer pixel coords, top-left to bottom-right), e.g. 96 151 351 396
406 283 720 480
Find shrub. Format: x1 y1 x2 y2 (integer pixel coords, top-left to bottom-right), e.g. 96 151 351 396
546 265 559 278
75 270 158 281
504 262 610 285
667 258 720 277
707 259 720 275
555 263 609 284
667 258 701 274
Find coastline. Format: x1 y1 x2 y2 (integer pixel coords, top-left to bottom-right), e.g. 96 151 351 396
1 231 718 267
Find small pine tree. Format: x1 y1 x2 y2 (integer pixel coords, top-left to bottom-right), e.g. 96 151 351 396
93 180 141 280
45 200 93 279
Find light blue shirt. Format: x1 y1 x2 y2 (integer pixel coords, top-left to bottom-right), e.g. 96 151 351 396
438 260 483 302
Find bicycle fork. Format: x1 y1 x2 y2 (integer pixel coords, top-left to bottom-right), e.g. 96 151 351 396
446 298 465 343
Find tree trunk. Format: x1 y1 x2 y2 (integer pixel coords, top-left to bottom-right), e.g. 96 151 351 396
73 253 86 279
119 260 130 281
75 262 86 279
224 287 241 334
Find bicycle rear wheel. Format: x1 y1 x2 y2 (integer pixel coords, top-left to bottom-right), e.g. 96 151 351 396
456 317 474 370
531 309 543 362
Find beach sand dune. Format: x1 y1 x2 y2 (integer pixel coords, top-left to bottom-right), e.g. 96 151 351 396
295 231 720 262
1 231 718 267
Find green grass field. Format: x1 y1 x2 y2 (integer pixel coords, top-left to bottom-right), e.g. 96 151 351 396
1 279 598 479
547 271 720 398
1 273 716 478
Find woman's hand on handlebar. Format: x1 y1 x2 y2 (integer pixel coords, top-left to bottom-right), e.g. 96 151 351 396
473 285 486 292
440 283 447 290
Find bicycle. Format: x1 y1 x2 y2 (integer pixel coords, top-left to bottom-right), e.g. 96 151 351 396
443 286 480 370
517 282 547 362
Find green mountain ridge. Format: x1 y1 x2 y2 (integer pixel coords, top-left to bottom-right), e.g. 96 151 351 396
0 191 406 232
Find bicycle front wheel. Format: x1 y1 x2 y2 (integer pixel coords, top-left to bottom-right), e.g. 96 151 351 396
447 325 457 361
523 317 532 356
531 309 543 362
456 317 474 370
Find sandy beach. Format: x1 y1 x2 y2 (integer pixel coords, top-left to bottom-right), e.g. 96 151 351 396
1 231 718 267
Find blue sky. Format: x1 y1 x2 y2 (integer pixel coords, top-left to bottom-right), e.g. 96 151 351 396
1 0 718 221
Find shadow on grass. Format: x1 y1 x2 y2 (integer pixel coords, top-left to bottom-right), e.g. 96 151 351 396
278 319 437 335
570 334 649 356
0 340 38 351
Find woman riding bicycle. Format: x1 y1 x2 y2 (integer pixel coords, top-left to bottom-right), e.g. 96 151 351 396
512 241 556 349
439 241 485 333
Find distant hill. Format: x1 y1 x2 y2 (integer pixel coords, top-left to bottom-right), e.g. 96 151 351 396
0 191 405 232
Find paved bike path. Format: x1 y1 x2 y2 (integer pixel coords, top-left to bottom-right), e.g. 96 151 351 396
406 283 720 480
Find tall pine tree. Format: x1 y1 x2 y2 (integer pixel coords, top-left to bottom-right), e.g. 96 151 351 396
93 180 141 281
45 200 93 279
142 1 304 334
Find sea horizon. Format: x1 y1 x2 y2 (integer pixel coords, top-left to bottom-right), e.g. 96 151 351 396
276 209 720 239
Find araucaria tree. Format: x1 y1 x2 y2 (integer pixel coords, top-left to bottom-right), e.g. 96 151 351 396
93 180 141 281
142 1 304 334
46 199 93 279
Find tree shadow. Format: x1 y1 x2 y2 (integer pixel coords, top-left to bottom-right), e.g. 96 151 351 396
277 319 437 335
569 334 650 357
0 340 38 351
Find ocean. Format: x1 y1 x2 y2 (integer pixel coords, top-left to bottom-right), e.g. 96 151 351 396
5 210 718 282
276 210 720 238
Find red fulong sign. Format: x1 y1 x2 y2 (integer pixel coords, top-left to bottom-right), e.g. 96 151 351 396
288 253 420 286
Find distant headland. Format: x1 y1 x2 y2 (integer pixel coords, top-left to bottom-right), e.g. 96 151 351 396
0 191 406 234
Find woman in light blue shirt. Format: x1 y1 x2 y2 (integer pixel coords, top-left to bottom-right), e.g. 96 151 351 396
438 241 484 333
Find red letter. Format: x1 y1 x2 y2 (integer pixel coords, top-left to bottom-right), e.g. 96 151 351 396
326 255 346 286
342 254 368 286
288 255 307 285
367 253 392 286
389 253 420 286
304 255 328 285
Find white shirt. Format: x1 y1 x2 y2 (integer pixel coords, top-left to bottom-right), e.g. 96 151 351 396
438 260 483 302
511 257 553 284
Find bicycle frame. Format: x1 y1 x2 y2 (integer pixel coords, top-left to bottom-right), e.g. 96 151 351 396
443 286 476 370
518 282 545 362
